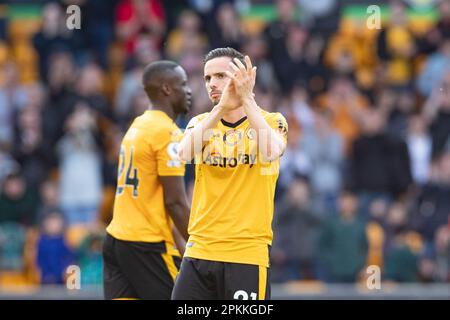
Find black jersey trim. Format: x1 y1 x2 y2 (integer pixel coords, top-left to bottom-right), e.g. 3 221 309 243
220 116 247 128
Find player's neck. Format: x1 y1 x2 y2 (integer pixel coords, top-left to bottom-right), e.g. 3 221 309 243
150 105 176 121
221 107 246 124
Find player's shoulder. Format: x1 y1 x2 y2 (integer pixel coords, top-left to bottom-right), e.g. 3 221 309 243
147 110 175 125
134 110 179 131
130 111 180 144
260 108 287 123
186 112 210 129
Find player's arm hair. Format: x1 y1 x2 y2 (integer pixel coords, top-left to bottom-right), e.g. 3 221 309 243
172 226 186 256
159 176 190 241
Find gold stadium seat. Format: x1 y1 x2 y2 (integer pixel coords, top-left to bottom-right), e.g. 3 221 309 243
12 41 38 83
8 18 41 42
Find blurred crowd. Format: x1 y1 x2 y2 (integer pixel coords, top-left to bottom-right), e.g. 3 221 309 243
0 0 449 287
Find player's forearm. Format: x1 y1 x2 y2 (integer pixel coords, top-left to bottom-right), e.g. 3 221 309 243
165 201 190 241
172 226 186 256
243 97 285 162
178 105 225 162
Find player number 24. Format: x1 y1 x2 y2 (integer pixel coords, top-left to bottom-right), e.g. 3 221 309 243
116 145 140 197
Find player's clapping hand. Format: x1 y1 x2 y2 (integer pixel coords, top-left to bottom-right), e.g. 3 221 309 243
217 77 242 111
225 55 256 101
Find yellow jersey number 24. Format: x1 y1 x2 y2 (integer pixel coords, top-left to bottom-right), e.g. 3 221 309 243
116 145 140 197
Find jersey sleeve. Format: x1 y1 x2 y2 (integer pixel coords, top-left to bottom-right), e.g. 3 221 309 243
183 112 209 135
151 125 185 176
266 112 288 145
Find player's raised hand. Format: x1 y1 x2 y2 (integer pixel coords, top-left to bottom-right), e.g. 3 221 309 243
218 77 242 111
225 55 256 101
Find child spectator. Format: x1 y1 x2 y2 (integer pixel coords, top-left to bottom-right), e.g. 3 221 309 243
36 211 74 284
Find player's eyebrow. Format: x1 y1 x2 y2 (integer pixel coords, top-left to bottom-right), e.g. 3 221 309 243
204 72 226 81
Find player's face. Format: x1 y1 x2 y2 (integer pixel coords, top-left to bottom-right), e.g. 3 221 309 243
204 56 237 105
171 66 192 114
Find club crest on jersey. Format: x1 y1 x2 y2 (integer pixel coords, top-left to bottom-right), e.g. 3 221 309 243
276 119 287 136
246 128 256 140
223 129 243 146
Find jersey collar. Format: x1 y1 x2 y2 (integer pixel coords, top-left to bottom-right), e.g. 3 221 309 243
220 116 247 128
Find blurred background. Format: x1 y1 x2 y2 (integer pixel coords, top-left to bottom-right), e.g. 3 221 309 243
0 0 449 299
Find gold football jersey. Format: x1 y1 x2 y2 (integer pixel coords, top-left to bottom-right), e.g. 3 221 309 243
184 109 288 267
107 110 185 256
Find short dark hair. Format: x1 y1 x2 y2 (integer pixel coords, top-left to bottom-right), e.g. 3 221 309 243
204 47 246 67
142 60 180 87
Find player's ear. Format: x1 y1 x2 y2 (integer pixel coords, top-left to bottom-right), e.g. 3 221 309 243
161 83 171 96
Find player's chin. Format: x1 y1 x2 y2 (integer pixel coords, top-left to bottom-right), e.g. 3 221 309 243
211 97 220 106
183 99 191 112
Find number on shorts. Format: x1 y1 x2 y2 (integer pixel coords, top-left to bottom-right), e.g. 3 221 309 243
233 290 257 300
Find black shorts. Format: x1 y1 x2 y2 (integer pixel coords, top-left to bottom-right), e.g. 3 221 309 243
171 257 270 300
102 233 181 300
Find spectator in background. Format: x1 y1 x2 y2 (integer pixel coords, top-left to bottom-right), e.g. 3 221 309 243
66 63 109 117
165 9 207 61
411 151 450 244
348 108 412 217
433 225 450 282
42 51 76 155
114 35 159 123
126 88 150 121
53 63 111 152
278 125 311 193
12 105 51 188
33 2 85 83
36 179 60 224
417 37 450 97
36 211 74 284
376 0 417 87
0 62 28 150
264 0 299 67
406 112 432 186
435 0 450 39
418 0 450 55
115 0 166 55
302 108 344 216
384 227 419 282
0 152 19 187
0 171 39 226
315 74 368 152
208 3 244 50
57 104 103 227
241 35 278 91
385 88 416 140
423 72 450 158
272 23 310 94
272 176 322 282
297 0 339 34
288 84 315 130
383 202 411 250
70 0 119 69
178 52 212 119
319 191 368 283
0 5 5 41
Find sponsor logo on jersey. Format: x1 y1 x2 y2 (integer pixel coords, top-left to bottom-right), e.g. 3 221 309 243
202 153 257 168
